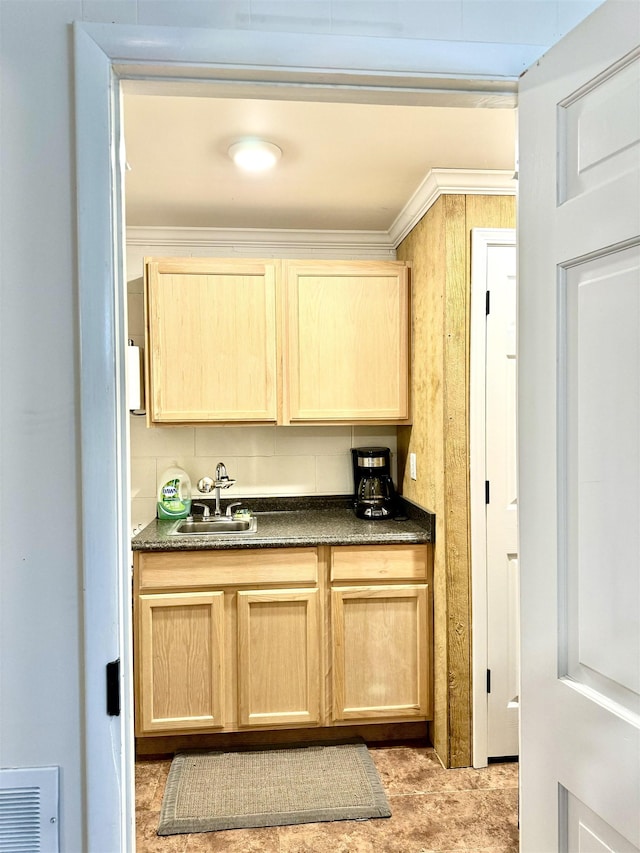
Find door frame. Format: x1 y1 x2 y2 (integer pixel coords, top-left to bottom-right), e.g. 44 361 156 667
469 227 517 768
74 22 523 849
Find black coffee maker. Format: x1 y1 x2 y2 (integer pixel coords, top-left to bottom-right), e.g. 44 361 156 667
351 446 397 519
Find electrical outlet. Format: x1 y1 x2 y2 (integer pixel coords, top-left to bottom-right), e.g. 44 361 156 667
409 452 417 480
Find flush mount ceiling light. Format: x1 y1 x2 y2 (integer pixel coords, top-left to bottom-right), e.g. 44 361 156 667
228 139 282 172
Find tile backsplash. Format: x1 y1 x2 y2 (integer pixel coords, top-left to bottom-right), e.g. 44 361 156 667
130 418 398 532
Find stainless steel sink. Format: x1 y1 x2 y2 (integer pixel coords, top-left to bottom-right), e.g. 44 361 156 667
169 516 258 536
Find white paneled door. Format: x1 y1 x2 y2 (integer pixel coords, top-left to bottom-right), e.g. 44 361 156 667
485 242 519 760
518 2 640 852
470 229 519 767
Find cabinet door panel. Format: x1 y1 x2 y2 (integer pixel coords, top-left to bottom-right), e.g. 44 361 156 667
146 258 278 423
137 592 225 734
285 260 410 422
237 588 320 727
332 585 429 721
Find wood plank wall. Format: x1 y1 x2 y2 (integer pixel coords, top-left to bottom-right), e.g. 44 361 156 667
396 194 516 767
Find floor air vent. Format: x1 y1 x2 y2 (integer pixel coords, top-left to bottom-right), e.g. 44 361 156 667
0 767 59 852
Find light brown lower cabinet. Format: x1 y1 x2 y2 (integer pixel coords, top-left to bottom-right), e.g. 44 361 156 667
237 588 320 727
137 591 226 734
134 543 432 738
329 544 432 724
331 584 429 721
134 548 321 737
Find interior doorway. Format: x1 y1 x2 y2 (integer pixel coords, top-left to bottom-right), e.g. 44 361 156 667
122 91 516 748
74 22 520 849
470 228 518 767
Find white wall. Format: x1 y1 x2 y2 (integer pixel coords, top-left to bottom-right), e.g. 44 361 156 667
0 5 86 851
0 1 603 848
75 0 603 46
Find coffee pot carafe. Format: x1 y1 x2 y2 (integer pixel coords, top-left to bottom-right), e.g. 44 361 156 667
351 446 397 519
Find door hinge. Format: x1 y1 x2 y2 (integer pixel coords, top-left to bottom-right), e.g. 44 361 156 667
106 658 120 716
485 480 490 504
486 290 491 315
487 669 492 693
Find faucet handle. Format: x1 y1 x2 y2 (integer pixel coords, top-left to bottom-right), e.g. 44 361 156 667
225 501 242 518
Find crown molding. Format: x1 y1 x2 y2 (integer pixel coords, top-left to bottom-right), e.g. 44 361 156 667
388 168 517 246
125 226 397 258
126 169 516 254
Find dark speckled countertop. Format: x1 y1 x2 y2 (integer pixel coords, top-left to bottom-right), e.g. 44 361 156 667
132 495 434 552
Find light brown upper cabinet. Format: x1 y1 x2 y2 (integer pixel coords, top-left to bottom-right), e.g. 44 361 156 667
283 260 411 424
144 257 410 425
145 257 279 424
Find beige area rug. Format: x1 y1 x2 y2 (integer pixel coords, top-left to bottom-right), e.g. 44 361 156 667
158 743 391 836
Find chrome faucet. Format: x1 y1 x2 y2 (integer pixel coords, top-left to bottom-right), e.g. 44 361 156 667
197 462 237 516
215 462 231 484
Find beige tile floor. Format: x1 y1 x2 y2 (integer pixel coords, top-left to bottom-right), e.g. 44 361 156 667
135 744 519 853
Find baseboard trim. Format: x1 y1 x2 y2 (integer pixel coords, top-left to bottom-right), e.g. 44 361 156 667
136 721 430 758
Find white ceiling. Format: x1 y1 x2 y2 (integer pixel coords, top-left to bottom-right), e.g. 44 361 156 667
123 93 516 232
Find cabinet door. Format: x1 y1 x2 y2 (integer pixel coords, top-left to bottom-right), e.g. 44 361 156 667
145 257 278 423
331 584 429 721
284 259 410 423
137 592 225 734
237 588 320 727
